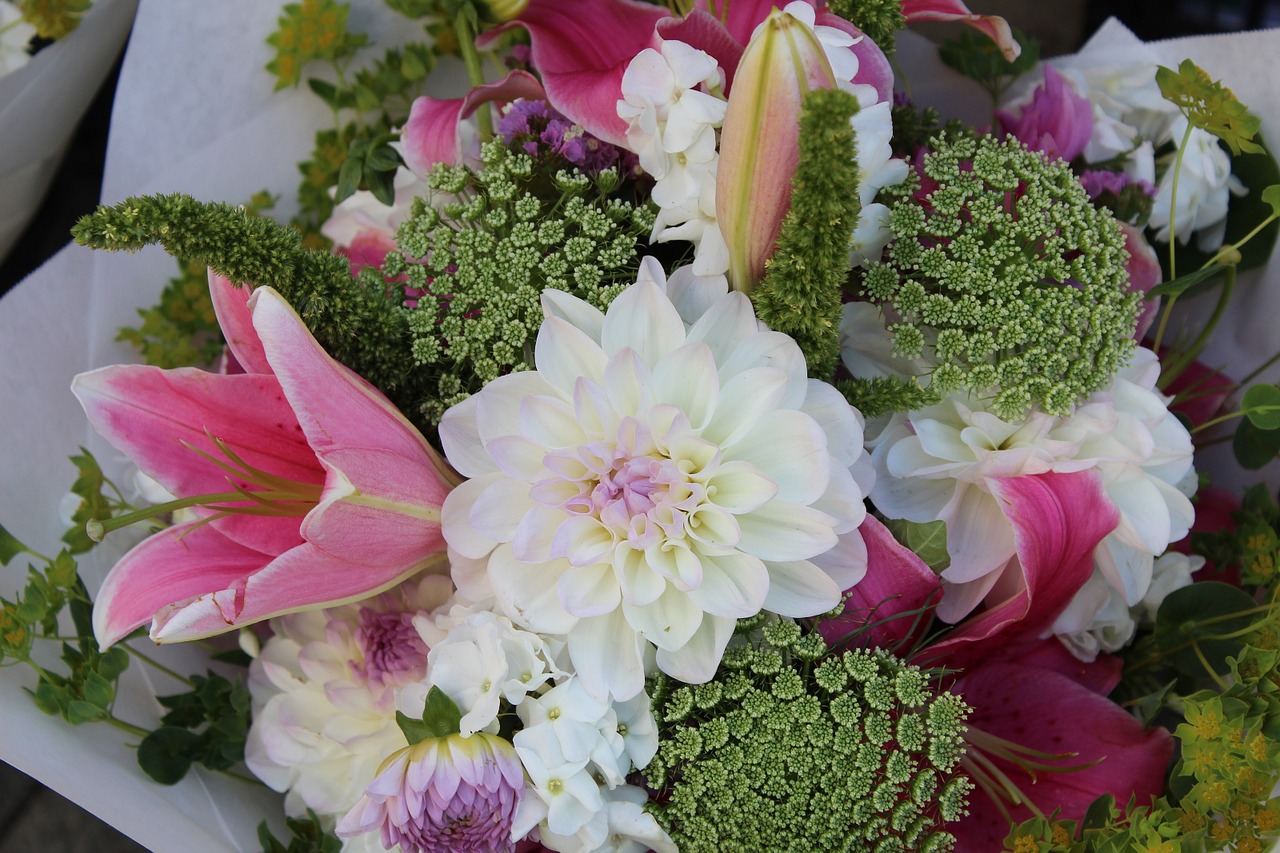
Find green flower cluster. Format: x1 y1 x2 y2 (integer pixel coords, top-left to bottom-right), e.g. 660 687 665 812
396 140 656 423
643 618 973 852
858 134 1140 420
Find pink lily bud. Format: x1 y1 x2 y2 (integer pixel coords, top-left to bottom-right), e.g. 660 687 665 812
716 7 837 292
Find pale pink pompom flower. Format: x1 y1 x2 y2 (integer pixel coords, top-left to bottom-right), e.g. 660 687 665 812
339 732 525 853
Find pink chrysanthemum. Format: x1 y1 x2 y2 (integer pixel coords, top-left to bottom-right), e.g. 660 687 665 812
338 732 525 853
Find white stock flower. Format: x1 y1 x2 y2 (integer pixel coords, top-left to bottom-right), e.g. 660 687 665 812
870 348 1194 631
440 258 872 700
1138 551 1204 625
1148 119 1246 250
0 2 34 78
244 575 452 820
418 608 558 736
536 785 678 853
1052 570 1137 661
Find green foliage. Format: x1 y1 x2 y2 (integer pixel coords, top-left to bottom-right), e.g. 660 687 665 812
1242 383 1280 430
1194 485 1280 588
938 28 1039 102
17 0 91 40
825 0 905 55
137 672 252 785
883 518 950 573
857 134 1139 420
1233 418 1280 470
399 686 462 742
753 88 862 381
266 0 368 90
643 620 972 851
116 258 226 369
258 810 343 853
399 140 656 424
296 125 359 236
1155 581 1256 679
836 375 939 419
1156 59 1263 156
71 194 435 431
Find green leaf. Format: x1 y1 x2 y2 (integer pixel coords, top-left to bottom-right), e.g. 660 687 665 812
335 155 362 203
883 518 950 573
1146 263 1227 299
65 699 106 724
1233 417 1280 469
1264 184 1280 216
399 686 462 743
81 671 115 710
1081 793 1117 831
365 167 396 207
1156 59 1263 155
1242 383 1280 429
0 524 28 565
137 726 201 785
365 144 402 174
1155 581 1258 679
33 680 67 716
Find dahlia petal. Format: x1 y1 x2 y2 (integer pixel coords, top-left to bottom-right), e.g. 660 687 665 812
559 562 623 617
600 281 688 367
478 371 566 444
654 613 735 684
439 393 499 478
488 546 578 634
467 477 535 544
684 290 758 364
762 558 843 617
737 501 838 562
541 288 605 344
703 460 778 513
717 330 808 407
400 69 546 173
801 380 865 467
207 272 271 375
614 546 667 607
624 586 704 652
566 609 647 701
442 474 503 560
481 0 669 147
938 487 1018 585
701 366 790 447
652 343 719 430
485 434 547 480
723 409 830 505
686 550 769 618
812 464 867 535
536 316 609 395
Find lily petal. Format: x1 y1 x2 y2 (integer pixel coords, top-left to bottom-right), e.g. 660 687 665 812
901 0 1021 62
400 69 546 172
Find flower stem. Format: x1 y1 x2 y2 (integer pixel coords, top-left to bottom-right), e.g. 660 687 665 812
124 645 196 688
454 11 493 141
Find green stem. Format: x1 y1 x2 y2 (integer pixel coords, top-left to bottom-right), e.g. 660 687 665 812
1159 266 1236 387
104 717 151 739
1238 349 1280 388
454 11 493 141
124 645 196 688
1191 410 1247 434
1152 121 1197 355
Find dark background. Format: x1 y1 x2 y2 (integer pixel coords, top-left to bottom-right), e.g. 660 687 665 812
0 1 1275 850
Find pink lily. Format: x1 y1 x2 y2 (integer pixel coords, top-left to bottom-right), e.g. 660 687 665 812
716 6 837 292
901 0 1021 61
831 471 1169 849
74 274 457 647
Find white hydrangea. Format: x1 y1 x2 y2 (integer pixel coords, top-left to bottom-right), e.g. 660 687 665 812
440 258 873 701
244 575 452 831
869 348 1194 643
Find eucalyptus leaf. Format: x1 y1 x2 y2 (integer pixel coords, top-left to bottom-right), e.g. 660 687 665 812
1242 383 1280 429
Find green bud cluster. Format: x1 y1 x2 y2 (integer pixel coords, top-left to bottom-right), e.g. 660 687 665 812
643 621 973 852
397 140 656 423
858 134 1140 420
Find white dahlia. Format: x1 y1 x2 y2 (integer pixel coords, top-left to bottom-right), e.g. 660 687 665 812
244 575 452 824
440 258 872 700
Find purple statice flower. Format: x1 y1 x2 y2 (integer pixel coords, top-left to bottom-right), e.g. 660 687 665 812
497 97 632 177
997 65 1093 164
338 732 525 853
1079 168 1156 201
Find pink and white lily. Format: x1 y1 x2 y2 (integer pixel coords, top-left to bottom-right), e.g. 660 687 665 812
74 274 456 648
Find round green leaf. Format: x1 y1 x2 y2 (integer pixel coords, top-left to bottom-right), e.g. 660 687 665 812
137 726 201 785
1233 418 1280 469
1242 383 1280 429
1155 581 1257 678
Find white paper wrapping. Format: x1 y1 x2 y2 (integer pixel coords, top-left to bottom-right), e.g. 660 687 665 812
1 8 1278 851
0 0 139 263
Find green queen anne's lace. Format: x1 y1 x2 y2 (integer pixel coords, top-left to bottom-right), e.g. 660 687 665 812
397 141 656 424
859 134 1140 420
643 622 974 852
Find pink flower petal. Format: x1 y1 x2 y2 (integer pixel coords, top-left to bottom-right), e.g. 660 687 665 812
918 471 1118 670
818 515 942 651
401 70 547 172
92 521 276 647
208 272 271 375
901 0 1021 61
481 0 669 147
951 659 1172 852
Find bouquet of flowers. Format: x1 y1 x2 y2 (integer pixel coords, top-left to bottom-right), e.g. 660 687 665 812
5 1 1280 851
